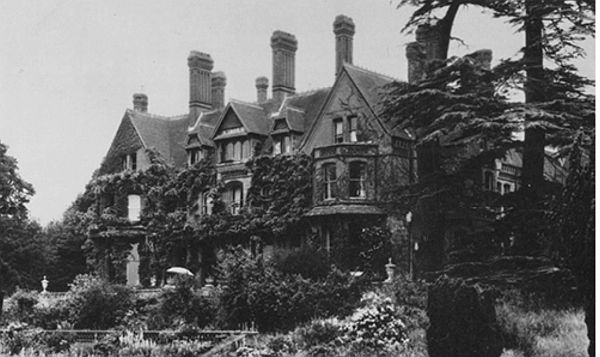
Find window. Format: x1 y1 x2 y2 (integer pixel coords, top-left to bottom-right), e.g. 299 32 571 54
199 191 212 215
322 163 337 200
122 153 137 171
503 183 511 194
333 119 343 143
127 194 141 222
349 162 367 198
273 136 292 155
273 139 281 155
243 140 250 158
233 141 242 161
348 116 357 142
224 182 243 215
188 149 201 166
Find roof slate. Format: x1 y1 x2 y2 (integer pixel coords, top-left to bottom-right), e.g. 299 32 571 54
127 109 190 167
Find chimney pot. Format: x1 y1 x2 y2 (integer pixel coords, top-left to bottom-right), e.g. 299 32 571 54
211 71 227 109
133 93 148 112
333 15 355 75
271 31 297 105
255 76 269 104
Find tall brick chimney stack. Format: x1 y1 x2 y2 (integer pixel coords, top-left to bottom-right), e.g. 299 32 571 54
255 76 269 104
188 51 214 120
333 15 355 75
211 71 226 110
133 93 148 112
271 31 297 105
406 24 443 84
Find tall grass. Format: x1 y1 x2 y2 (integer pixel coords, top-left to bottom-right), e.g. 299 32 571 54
496 300 588 357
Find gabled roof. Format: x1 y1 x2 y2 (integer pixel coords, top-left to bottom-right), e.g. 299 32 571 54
126 109 189 167
187 110 222 147
343 64 413 140
282 88 330 132
211 101 272 141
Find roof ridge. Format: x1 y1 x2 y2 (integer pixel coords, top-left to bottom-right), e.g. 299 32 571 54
343 63 398 82
290 86 331 97
229 99 264 110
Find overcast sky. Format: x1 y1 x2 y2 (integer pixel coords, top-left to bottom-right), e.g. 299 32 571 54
0 0 594 225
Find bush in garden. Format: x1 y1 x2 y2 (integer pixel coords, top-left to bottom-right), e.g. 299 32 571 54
65 274 134 329
342 292 409 352
272 246 330 280
293 319 343 351
2 289 39 324
146 278 217 330
217 246 366 332
0 323 45 355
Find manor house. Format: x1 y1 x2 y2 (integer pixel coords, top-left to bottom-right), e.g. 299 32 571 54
92 15 565 285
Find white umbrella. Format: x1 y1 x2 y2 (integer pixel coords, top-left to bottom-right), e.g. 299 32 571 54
166 266 194 276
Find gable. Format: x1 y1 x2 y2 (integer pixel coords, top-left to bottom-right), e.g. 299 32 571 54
300 71 389 153
214 108 246 139
99 115 144 175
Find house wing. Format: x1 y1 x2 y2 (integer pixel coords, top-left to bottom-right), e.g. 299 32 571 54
98 110 145 175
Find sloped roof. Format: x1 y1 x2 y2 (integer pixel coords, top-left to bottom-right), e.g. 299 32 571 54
283 88 330 132
343 64 413 140
230 101 271 135
127 109 189 167
187 110 222 147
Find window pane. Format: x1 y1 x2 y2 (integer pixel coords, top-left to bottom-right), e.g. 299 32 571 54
226 143 234 160
349 162 366 198
349 117 357 142
128 195 141 222
234 141 241 160
273 140 281 154
323 164 336 199
284 136 291 153
334 120 343 143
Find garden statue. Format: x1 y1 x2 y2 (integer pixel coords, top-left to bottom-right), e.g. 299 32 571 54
384 258 396 283
41 275 48 293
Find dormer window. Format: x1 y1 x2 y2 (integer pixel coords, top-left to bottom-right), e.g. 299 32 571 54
333 119 343 143
273 135 292 155
188 149 202 166
122 153 137 171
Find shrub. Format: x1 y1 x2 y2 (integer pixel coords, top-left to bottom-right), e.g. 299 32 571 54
146 279 217 330
2 290 39 324
217 246 366 332
272 246 329 280
343 292 409 352
0 323 44 355
65 274 134 329
294 319 343 350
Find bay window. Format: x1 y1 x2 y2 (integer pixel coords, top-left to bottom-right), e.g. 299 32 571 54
224 182 243 215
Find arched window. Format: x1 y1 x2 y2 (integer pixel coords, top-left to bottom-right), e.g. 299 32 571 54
322 163 337 200
127 194 141 222
349 162 367 198
503 183 511 194
224 181 243 215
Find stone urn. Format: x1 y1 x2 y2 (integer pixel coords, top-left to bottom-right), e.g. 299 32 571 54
384 258 396 283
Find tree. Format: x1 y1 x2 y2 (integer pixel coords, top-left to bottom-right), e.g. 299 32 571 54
0 141 48 304
391 1 595 353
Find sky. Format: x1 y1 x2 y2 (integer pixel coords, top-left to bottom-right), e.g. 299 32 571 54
0 0 594 225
